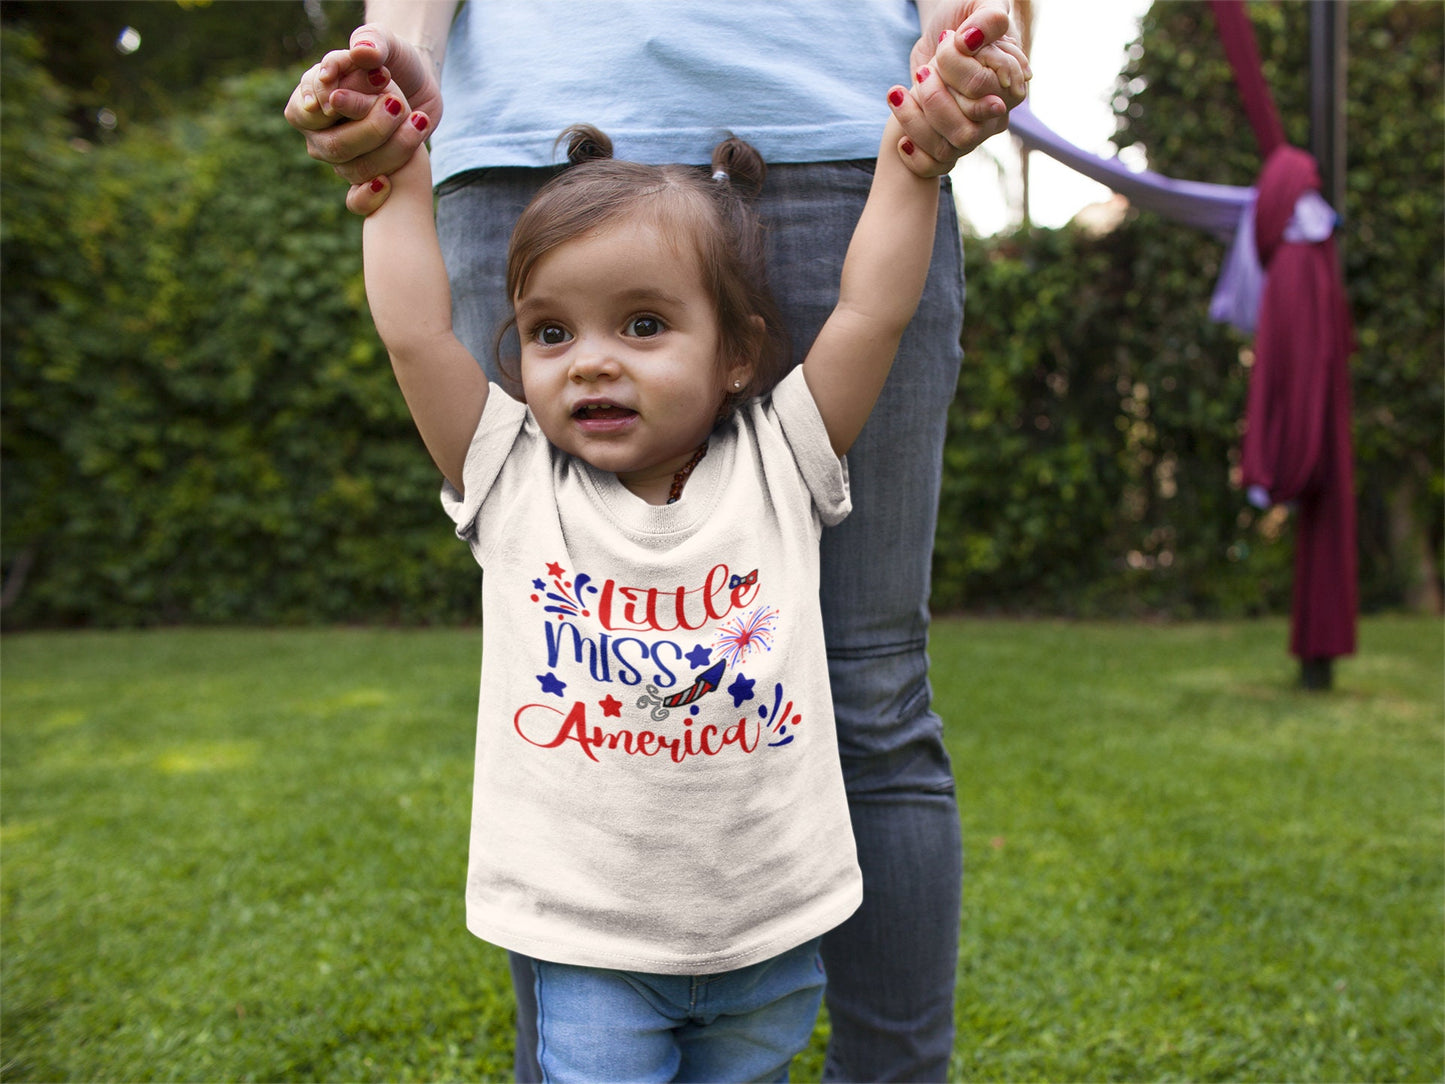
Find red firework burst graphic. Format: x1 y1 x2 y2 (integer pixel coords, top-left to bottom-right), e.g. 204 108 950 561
712 606 779 667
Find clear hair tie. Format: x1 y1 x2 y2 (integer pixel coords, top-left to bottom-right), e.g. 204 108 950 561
711 169 730 183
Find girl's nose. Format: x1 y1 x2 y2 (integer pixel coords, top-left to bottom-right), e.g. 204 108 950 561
567 340 622 382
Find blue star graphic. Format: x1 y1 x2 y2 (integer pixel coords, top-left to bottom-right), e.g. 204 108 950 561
727 673 756 708
532 578 546 591
685 644 713 669
536 672 567 697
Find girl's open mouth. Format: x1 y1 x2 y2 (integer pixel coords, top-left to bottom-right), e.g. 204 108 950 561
572 402 638 432
573 403 637 420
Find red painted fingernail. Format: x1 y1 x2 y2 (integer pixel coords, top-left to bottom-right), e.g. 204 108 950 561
355 40 376 49
384 96 402 116
901 139 916 156
962 26 986 52
939 29 949 43
368 69 389 87
411 113 428 131
369 178 385 193
916 66 931 83
888 88 905 108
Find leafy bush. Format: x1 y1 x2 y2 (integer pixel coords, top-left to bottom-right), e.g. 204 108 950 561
2 38 478 626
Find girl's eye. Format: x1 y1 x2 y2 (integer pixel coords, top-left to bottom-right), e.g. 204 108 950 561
533 324 571 346
625 316 664 338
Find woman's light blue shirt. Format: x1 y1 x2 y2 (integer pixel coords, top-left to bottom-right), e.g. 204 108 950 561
431 0 921 178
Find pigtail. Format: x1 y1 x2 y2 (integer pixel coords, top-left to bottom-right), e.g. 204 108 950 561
558 123 614 166
704 134 788 420
709 134 766 197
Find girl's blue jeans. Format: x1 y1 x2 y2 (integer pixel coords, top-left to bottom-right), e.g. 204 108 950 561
533 938 826 1084
437 159 966 1083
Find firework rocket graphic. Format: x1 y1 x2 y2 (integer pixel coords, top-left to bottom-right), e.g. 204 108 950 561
662 660 727 708
638 659 727 720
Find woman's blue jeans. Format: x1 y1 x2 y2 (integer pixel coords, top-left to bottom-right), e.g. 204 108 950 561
437 158 966 1083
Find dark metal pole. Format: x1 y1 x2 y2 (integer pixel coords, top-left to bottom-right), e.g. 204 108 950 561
1302 1 1348 692
1309 0 1348 219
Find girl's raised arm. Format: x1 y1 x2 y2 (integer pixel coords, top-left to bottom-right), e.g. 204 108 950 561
800 115 943 457
360 138 488 493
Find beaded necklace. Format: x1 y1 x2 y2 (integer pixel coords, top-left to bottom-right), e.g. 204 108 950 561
665 442 709 504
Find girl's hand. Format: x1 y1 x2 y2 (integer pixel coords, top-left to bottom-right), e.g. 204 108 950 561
285 47 389 130
893 1 1031 175
283 25 442 188
912 2 1031 103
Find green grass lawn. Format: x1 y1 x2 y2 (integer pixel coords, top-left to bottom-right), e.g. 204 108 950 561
3 617 1441 1082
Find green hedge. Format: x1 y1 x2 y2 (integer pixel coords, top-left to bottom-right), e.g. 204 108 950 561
2 42 478 626
938 221 1294 616
2 2 1440 627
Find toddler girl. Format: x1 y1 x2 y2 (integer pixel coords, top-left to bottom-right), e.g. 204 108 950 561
353 96 959 1082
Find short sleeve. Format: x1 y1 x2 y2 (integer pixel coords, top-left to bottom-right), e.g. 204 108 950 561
440 389 530 543
766 367 851 527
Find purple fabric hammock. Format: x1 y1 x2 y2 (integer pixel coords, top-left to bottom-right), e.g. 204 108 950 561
1008 101 1265 330
1008 100 1253 242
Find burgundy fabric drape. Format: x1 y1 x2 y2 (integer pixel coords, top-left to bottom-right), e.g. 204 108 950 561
1212 0 1358 659
1209 0 1287 156
1245 147 1357 659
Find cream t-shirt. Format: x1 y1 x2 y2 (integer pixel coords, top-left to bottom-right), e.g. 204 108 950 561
441 368 862 974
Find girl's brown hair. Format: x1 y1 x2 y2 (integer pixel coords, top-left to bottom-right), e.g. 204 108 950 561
497 125 791 419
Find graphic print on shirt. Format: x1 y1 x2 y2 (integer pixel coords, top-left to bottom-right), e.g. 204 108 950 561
511 561 804 763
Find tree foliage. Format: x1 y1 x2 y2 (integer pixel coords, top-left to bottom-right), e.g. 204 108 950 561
934 0 1442 615
1 0 361 138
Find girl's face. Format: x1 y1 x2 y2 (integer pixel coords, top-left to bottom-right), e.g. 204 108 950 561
514 216 752 505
